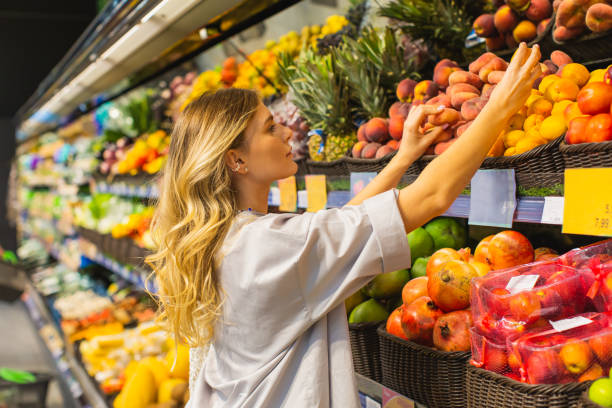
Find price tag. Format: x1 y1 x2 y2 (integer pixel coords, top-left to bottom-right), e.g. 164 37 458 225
306 175 327 212
278 176 297 212
541 197 564 224
365 396 382 408
563 168 612 236
382 387 416 408
269 187 281 206
297 190 308 209
350 172 377 199
468 169 516 228
506 274 539 294
550 316 594 332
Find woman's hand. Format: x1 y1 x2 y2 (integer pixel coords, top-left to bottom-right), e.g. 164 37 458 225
487 43 542 120
396 104 446 163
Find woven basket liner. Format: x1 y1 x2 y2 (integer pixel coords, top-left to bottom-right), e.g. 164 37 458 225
559 140 612 168
349 321 383 382
378 325 470 408
294 157 309 176
306 157 349 176
553 30 612 63
576 390 606 408
345 151 421 175
515 172 564 189
466 364 592 408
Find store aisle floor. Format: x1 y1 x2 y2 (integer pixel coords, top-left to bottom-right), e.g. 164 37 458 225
0 300 69 407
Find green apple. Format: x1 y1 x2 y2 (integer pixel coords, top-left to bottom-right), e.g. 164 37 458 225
407 227 434 264
589 378 612 408
363 269 411 299
424 217 467 251
348 299 389 324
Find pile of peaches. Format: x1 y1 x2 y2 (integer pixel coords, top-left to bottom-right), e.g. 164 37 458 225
553 0 612 42
470 239 612 384
473 0 553 52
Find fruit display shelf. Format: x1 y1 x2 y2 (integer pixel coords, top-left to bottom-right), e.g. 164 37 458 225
21 278 108 408
355 372 429 408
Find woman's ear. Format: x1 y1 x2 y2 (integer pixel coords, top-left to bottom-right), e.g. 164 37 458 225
225 149 246 174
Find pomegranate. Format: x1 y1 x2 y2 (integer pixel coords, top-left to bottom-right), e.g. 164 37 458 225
428 260 479 312
401 296 443 346
426 248 463 279
401 276 428 306
488 231 534 270
469 260 491 276
474 235 495 265
433 310 473 352
386 306 408 340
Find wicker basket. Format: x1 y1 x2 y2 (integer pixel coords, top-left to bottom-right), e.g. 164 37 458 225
559 140 612 168
345 152 421 175
553 30 612 64
306 158 349 176
348 321 383 383
466 364 591 408
378 325 471 408
480 137 565 173
576 390 605 408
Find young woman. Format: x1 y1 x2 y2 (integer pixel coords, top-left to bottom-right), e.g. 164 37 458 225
148 43 541 407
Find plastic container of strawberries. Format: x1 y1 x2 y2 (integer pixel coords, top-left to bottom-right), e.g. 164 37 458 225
508 312 612 385
471 260 593 343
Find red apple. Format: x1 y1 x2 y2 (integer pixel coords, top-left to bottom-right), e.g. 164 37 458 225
577 82 612 115
526 349 566 384
585 113 612 143
565 116 590 144
588 331 612 366
509 292 541 323
559 338 593 375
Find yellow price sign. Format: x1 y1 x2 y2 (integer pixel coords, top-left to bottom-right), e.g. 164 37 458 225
278 176 297 212
563 168 612 237
306 175 327 212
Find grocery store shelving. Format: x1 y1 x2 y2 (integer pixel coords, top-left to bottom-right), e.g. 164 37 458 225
355 373 428 408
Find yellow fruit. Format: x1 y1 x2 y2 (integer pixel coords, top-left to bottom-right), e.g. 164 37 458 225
540 116 567 141
166 343 190 380
120 362 156 408
523 114 545 131
515 130 546 154
560 63 590 87
538 75 559 94
504 147 517 156
526 94 543 108
123 360 139 381
551 100 573 117
588 69 606 84
508 114 525 131
140 356 169 388
504 130 525 148
158 378 187 403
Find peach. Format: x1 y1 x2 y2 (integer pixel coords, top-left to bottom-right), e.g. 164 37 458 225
537 18 552 36
508 113 526 130
556 0 589 28
540 115 567 141
389 101 402 118
553 25 585 41
515 130 546 153
482 84 496 100
538 74 559 94
542 60 558 75
461 97 487 120
357 123 367 142
451 92 480 109
474 14 498 37
545 78 580 102
455 121 473 137
530 98 554 115
361 142 381 159
551 100 573 117
564 101 584 125
414 80 439 103
386 139 400 150
526 0 553 22
365 117 389 143
352 141 367 158
486 34 507 51
397 78 418 102
447 83 480 99
426 94 452 108
448 70 484 89
495 5 520 33
469 52 497 74
560 63 590 87
434 138 457 155
504 129 525 147
487 134 506 156
551 50 573 67
577 82 612 115
524 113 546 131
505 32 520 49
586 3 612 32
487 70 506 85
553 0 562 12
479 57 509 83
375 145 395 159
505 147 517 156
428 108 461 126
433 59 461 88
579 364 604 382
389 115 406 140
507 0 532 13
588 69 607 85
513 20 538 42
559 339 593 374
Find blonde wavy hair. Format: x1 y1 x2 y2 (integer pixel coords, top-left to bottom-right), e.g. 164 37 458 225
146 88 259 347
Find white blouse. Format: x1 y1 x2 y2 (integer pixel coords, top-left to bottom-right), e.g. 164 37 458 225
187 189 411 407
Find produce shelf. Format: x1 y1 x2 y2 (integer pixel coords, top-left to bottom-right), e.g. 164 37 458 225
355 373 428 408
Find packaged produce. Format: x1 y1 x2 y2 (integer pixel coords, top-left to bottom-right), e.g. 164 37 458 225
509 312 612 384
471 260 592 342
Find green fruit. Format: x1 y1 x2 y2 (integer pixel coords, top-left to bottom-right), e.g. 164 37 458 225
589 378 612 407
345 290 368 316
407 228 434 264
363 269 411 299
2 250 17 264
411 257 430 278
348 299 389 324
424 217 467 251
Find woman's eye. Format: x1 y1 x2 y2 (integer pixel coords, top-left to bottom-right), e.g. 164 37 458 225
269 124 276 133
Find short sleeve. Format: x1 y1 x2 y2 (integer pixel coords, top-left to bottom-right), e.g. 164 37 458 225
297 189 411 320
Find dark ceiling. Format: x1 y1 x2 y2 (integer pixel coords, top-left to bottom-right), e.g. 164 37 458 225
0 1 97 118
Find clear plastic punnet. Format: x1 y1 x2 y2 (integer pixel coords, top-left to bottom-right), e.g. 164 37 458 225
508 312 612 384
471 260 593 343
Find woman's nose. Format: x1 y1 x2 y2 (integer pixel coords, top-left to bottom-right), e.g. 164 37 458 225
283 125 292 143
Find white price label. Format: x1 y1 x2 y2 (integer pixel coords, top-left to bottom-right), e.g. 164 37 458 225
506 274 540 294
541 196 564 224
297 190 308 209
269 187 281 206
550 316 594 332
